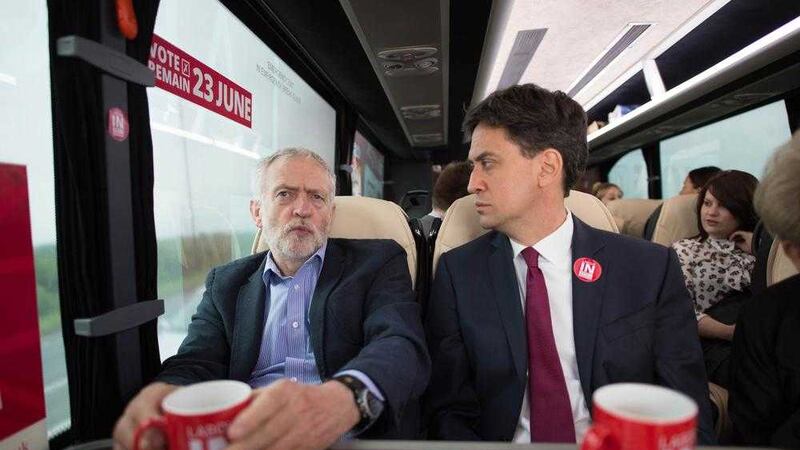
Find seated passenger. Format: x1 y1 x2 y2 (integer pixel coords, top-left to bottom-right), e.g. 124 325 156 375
424 83 714 445
642 166 722 239
113 148 430 449
672 170 759 387
680 166 722 195
729 132 800 448
592 181 623 204
420 161 471 235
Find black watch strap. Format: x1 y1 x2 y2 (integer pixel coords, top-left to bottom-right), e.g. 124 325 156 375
333 374 384 434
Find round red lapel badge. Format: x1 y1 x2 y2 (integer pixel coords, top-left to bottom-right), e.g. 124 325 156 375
573 257 602 283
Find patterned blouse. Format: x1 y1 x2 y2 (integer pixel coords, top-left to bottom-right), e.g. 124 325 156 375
672 237 755 320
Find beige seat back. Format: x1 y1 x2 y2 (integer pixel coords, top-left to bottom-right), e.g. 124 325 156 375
606 198 663 238
651 194 699 247
766 240 799 286
252 196 417 288
432 190 619 273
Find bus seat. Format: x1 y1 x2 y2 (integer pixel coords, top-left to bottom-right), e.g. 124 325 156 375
650 194 699 247
750 221 774 296
766 239 799 287
251 196 418 288
432 190 619 274
708 382 733 442
606 198 663 238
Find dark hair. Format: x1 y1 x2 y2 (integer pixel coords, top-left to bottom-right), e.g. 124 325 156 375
695 170 759 241
463 83 588 195
687 166 721 190
433 161 472 210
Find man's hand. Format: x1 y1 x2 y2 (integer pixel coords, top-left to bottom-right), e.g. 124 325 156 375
227 379 360 450
113 382 179 450
730 230 754 254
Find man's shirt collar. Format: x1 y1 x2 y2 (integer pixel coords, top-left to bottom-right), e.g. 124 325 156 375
263 240 327 282
509 211 574 266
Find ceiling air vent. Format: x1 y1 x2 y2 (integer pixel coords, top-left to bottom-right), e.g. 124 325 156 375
497 28 547 90
412 133 443 145
567 23 652 98
401 105 442 120
377 46 437 61
379 46 440 77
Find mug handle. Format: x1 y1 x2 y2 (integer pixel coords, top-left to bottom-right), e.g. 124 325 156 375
581 423 613 450
133 417 167 450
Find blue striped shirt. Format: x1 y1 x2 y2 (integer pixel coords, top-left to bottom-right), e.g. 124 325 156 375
248 242 384 404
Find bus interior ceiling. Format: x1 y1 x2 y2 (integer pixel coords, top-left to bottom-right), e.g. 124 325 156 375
250 0 800 199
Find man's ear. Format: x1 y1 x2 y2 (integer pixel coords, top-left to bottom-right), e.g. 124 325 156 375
781 240 800 272
250 199 263 228
538 148 564 189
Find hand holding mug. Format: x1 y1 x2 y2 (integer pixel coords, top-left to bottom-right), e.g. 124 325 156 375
226 379 360 450
124 380 251 450
113 382 179 450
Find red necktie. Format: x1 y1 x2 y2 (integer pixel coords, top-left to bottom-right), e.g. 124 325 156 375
521 247 576 443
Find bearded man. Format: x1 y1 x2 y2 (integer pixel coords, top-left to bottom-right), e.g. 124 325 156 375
113 148 429 450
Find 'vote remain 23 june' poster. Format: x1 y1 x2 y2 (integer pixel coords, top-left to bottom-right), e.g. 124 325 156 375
0 163 47 450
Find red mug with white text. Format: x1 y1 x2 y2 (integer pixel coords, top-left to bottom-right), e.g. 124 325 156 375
581 383 698 450
134 380 252 450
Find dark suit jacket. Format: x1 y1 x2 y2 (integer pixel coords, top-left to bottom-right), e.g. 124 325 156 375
424 217 715 444
729 273 800 447
157 238 431 439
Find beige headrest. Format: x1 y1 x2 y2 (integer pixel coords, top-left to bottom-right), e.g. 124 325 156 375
251 196 417 288
651 194 699 247
767 240 799 286
432 190 619 273
606 199 663 238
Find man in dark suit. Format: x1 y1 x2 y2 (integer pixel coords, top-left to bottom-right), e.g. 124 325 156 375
114 148 429 450
424 84 714 444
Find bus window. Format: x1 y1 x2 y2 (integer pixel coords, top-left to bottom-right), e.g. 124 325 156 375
608 149 648 199
352 131 385 199
149 0 337 360
0 0 70 438
660 100 792 198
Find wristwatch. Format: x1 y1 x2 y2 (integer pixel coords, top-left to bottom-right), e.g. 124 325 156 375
333 374 384 434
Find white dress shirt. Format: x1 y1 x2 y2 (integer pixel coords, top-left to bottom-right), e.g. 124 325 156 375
508 211 591 442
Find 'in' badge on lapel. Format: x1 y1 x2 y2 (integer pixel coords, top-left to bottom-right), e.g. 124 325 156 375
573 257 602 283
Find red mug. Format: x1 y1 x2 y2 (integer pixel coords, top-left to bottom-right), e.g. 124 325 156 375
134 380 252 450
581 383 698 450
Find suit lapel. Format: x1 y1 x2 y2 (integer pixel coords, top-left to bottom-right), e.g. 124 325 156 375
230 255 268 381
488 232 528 387
571 217 608 404
309 239 346 378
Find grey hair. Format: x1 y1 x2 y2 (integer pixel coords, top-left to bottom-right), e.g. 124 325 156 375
252 148 337 200
754 131 800 244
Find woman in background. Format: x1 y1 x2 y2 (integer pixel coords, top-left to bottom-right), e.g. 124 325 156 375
680 166 722 194
592 182 623 204
672 170 759 387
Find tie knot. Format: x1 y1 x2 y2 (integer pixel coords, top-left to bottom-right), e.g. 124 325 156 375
521 247 540 269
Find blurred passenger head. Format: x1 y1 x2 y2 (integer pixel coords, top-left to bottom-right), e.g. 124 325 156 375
754 131 800 269
680 166 722 195
250 148 336 262
462 83 587 231
592 182 623 205
432 161 472 213
695 170 758 241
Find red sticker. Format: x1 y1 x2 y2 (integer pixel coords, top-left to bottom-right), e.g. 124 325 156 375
107 107 129 142
573 257 602 283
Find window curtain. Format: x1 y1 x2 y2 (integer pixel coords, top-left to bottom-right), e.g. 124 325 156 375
48 0 161 443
